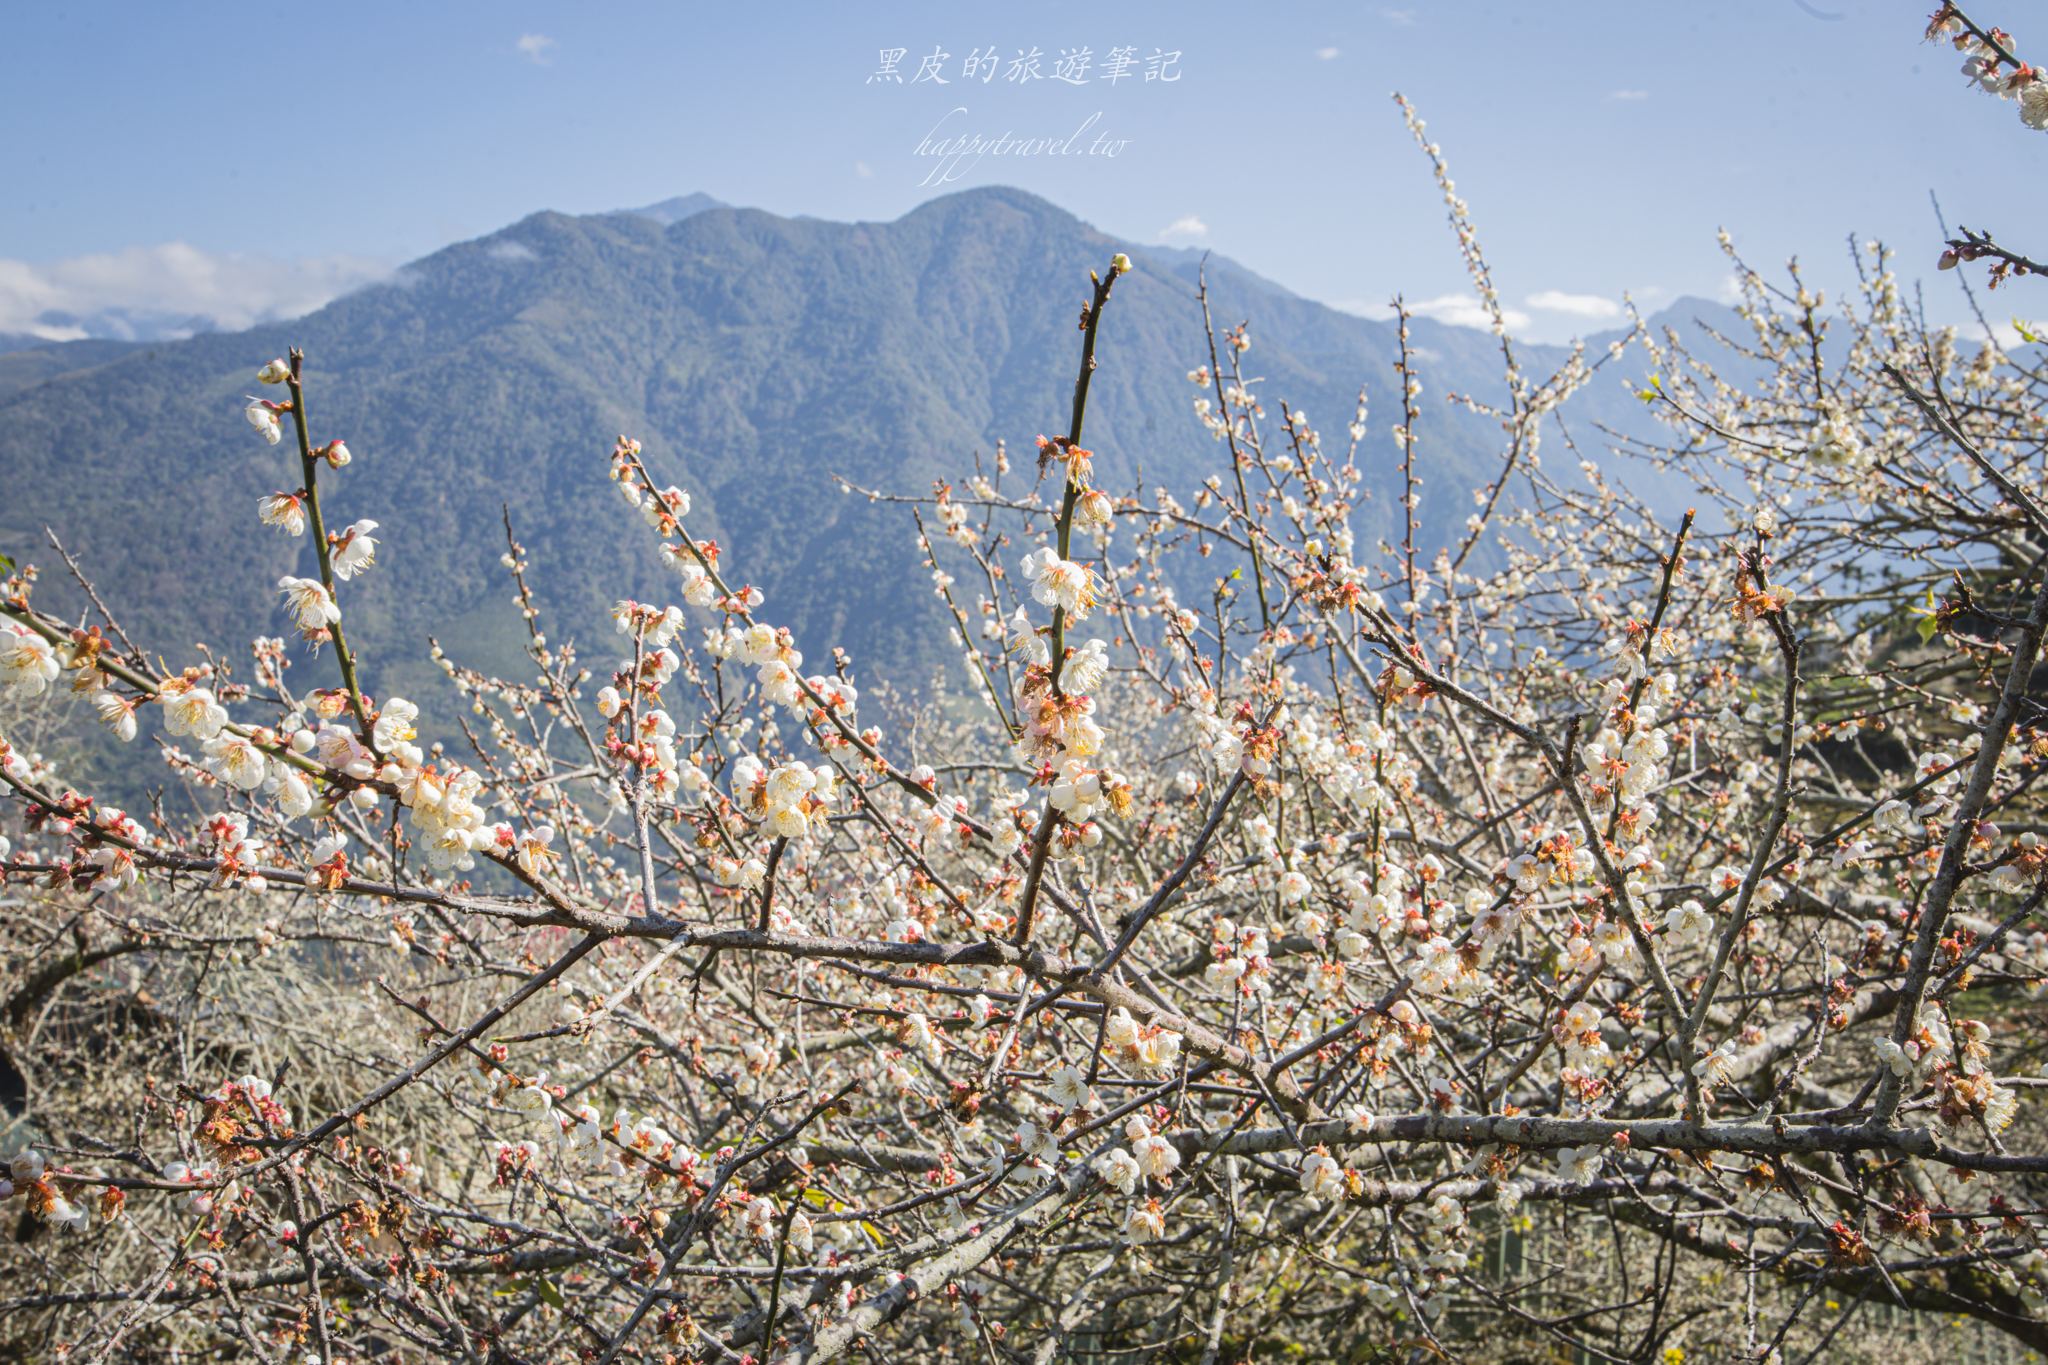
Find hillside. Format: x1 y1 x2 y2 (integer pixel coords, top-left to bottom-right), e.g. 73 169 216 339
0 337 145 400
0 187 1670 722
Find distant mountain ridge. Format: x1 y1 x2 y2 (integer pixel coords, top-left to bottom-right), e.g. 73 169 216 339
0 193 736 361
0 186 1702 729
0 337 144 399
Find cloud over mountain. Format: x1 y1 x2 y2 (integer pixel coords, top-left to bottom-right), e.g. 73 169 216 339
0 244 394 343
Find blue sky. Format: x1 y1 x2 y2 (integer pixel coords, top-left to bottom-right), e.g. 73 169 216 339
2 1 2041 343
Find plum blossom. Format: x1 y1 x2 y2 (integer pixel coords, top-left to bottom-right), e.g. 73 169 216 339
514 824 557 877
330 520 380 580
1122 1199 1165 1244
245 398 283 445
0 626 61 698
162 684 229 741
204 732 270 791
1131 1133 1180 1182
1020 547 1098 621
259 492 306 536
1663 899 1713 947
91 690 138 742
1047 1064 1096 1111
1692 1038 1741 1090
277 577 341 632
1093 1147 1140 1194
1299 1148 1345 1202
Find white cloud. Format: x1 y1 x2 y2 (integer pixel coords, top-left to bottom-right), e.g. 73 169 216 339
855 160 875 179
1527 289 1622 320
1960 319 2032 350
1380 8 1417 25
486 240 537 263
1158 214 1210 242
1405 292 1531 331
0 243 395 341
1315 46 1341 60
1606 89 1649 101
1969 319 2016 347
516 33 556 65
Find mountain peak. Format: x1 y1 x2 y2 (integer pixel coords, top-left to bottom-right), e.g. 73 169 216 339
623 192 727 226
901 185 1085 228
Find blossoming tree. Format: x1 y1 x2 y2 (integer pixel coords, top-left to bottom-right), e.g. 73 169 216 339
7 39 2048 1364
